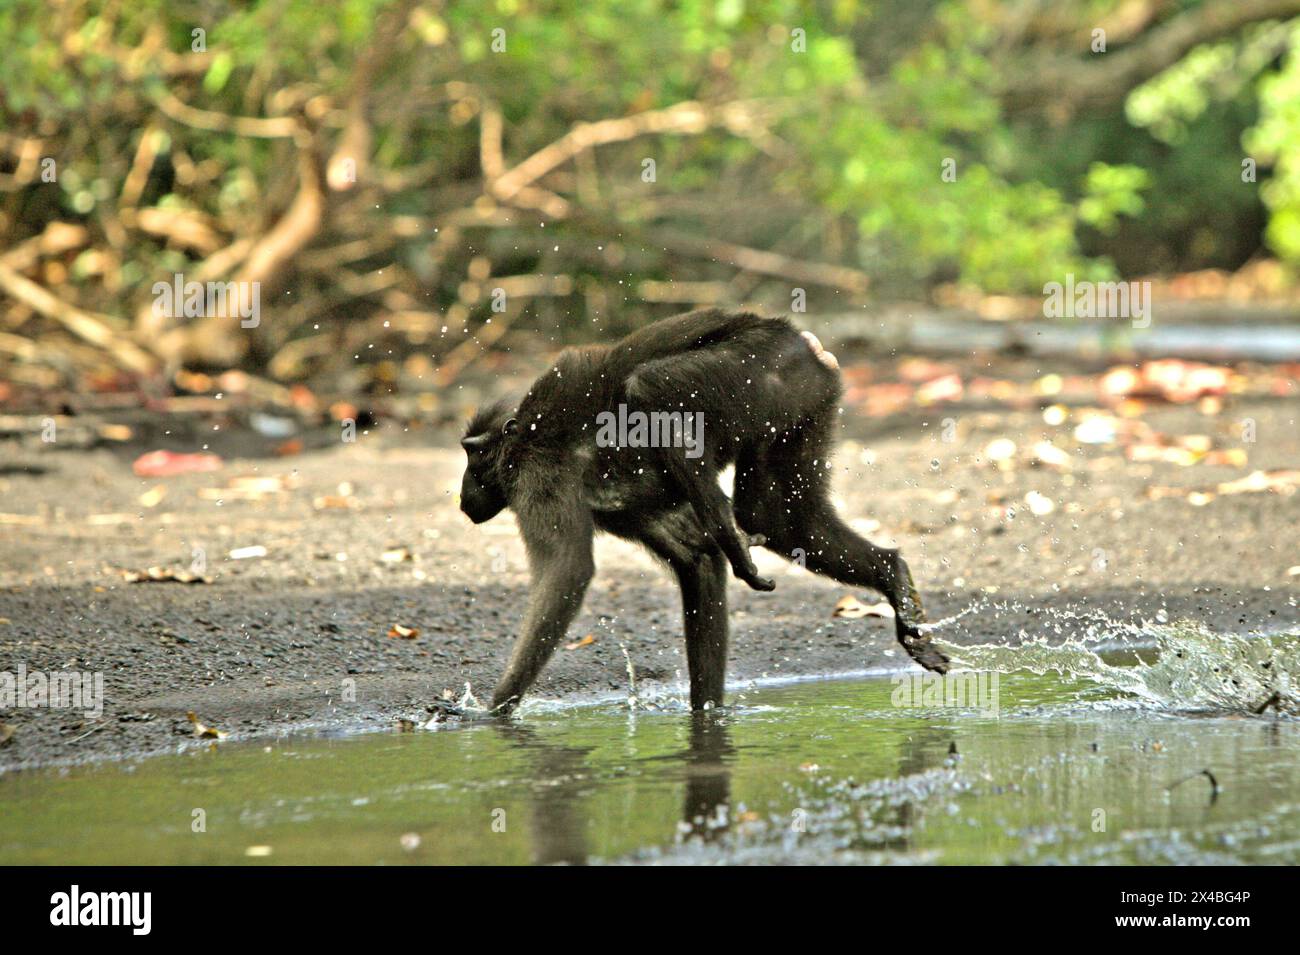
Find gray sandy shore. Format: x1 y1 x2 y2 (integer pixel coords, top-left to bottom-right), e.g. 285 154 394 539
1 393 1296 771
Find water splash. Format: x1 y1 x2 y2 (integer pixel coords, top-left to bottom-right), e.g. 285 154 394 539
421 682 490 727
938 621 1298 716
919 596 989 633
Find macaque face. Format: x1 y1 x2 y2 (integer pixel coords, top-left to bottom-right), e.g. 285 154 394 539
459 462 507 524
459 412 516 524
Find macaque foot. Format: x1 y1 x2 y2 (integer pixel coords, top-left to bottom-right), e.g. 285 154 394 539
887 554 945 671
732 558 775 591
897 623 950 674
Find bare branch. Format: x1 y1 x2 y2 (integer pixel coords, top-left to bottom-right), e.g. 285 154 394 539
1003 0 1300 115
651 228 871 294
0 262 155 373
155 94 301 139
490 99 779 203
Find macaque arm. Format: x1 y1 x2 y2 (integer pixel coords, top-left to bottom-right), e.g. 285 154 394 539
664 452 773 592
489 496 595 712
625 351 771 592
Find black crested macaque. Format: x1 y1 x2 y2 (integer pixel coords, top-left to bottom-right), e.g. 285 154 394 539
459 308 949 713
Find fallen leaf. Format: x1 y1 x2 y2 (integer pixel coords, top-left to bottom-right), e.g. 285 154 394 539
199 474 298 501
289 384 318 411
388 623 420 639
1031 440 1072 470
915 373 963 405
122 566 212 584
186 711 226 739
984 438 1017 466
0 723 14 747
565 634 595 650
313 494 358 510
0 513 43 526
132 450 223 477
138 484 167 508
897 358 956 382
86 513 135 525
1146 469 1300 504
97 423 134 442
1127 443 1203 467
1025 490 1055 516
1101 360 1235 404
1100 366 1141 398
1042 404 1068 426
1215 469 1300 496
1074 415 1119 445
832 595 895 619
1034 374 1064 397
1204 448 1248 468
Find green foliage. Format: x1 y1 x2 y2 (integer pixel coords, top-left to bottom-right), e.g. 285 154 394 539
1 0 1297 347
1078 163 1151 233
1248 25 1300 262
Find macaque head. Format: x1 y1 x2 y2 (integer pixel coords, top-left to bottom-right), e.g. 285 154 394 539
459 402 518 524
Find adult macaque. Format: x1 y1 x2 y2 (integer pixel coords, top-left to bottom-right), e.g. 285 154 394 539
459 309 949 713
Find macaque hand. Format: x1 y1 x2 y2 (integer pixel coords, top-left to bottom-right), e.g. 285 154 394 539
731 534 774 591
425 697 499 723
734 557 775 591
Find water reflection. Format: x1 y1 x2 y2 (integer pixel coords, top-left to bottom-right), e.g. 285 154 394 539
496 711 740 862
493 723 593 864
679 713 735 844
4 670 1298 864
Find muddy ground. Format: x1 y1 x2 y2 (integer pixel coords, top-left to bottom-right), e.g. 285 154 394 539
1 357 1297 771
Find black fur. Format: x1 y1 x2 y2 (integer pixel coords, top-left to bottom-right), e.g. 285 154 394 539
460 308 949 712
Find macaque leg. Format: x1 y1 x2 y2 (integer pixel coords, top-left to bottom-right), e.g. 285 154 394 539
734 430 949 674
677 550 731 708
664 454 774 592
632 517 732 709
792 514 946 671
489 508 596 712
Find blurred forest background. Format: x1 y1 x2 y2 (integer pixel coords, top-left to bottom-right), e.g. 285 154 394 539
2 0 1300 414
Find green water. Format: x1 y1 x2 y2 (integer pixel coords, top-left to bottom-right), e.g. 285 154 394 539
2 669 1298 864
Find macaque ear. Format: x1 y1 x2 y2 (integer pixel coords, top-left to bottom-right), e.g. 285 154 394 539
502 417 518 436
